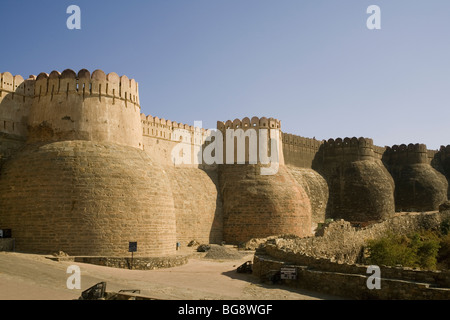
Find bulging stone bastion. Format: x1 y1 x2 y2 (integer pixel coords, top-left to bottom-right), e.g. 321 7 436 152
217 117 312 243
0 69 176 256
314 137 395 222
383 144 448 211
0 68 448 258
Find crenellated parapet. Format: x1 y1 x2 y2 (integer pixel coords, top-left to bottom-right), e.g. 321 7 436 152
216 116 283 165
383 143 429 165
383 143 448 211
438 145 450 158
140 113 211 145
282 133 322 150
28 69 143 149
322 137 376 163
433 145 450 167
34 69 139 106
0 72 35 98
0 72 35 137
217 116 280 131
434 145 450 198
282 133 322 168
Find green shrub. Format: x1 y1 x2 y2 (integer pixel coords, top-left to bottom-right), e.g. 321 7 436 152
437 233 450 270
441 218 450 236
366 231 441 270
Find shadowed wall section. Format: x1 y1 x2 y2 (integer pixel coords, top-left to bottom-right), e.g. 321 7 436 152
314 137 395 221
287 166 329 231
383 144 448 211
432 145 450 199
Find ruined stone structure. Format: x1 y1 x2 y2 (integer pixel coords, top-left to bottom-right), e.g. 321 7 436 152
0 69 448 257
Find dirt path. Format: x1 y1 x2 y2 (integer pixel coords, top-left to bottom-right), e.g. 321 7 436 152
0 250 341 300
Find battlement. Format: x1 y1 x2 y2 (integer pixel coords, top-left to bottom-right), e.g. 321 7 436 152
434 145 450 173
215 116 283 166
217 116 281 132
25 68 143 148
0 72 35 137
282 133 322 168
140 113 212 147
0 72 35 97
383 143 429 165
324 137 374 149
322 137 376 162
439 145 450 154
34 69 139 106
282 133 322 150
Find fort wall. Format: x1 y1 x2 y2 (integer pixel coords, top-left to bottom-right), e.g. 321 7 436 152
286 166 328 231
0 72 34 138
28 69 142 148
141 113 212 166
433 145 450 198
1 67 448 259
217 117 311 244
282 133 322 168
313 137 395 222
217 117 284 165
0 141 178 256
140 113 222 245
383 144 448 211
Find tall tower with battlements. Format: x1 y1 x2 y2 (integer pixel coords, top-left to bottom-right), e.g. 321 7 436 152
0 69 177 257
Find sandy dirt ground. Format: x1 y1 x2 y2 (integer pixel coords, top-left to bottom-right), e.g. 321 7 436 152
0 248 342 300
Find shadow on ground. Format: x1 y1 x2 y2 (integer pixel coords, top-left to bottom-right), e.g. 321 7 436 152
221 269 346 300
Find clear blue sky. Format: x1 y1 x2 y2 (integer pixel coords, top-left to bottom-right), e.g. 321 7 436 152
1 0 449 149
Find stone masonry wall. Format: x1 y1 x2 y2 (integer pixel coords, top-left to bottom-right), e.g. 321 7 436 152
263 211 450 265
252 255 450 300
141 133 223 246
252 211 450 299
314 138 395 222
29 69 143 149
0 141 178 257
219 164 312 244
383 144 448 211
286 166 329 231
0 72 33 138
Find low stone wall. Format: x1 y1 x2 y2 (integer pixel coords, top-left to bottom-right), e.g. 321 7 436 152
73 255 190 270
252 211 450 299
270 211 450 264
253 255 450 300
49 254 190 270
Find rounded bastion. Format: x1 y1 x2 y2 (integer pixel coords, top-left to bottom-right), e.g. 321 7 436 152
28 69 143 149
316 137 395 221
0 69 178 257
383 144 448 211
217 117 312 243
